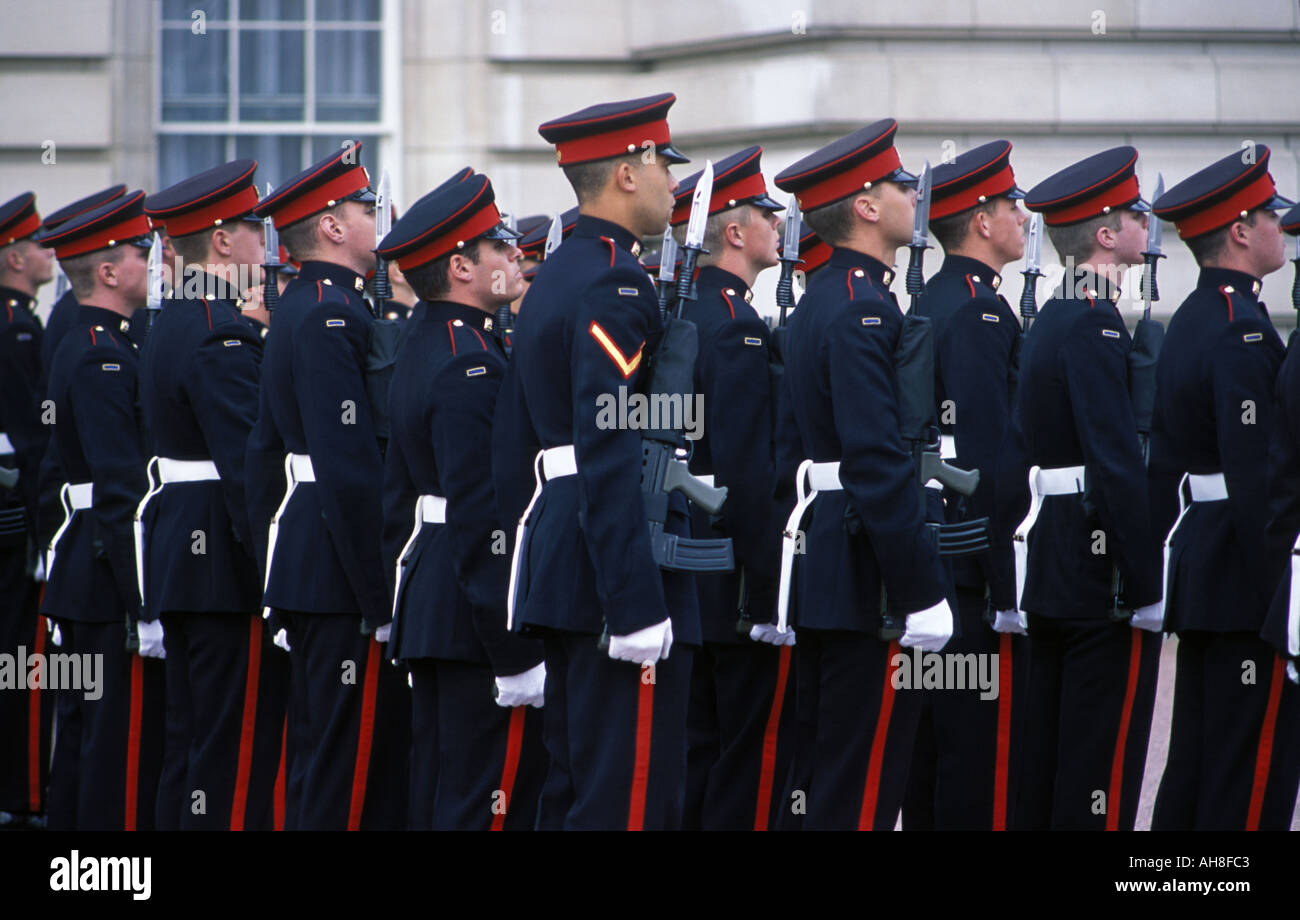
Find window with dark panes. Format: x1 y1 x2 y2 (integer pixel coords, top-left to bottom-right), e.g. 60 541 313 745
157 0 391 195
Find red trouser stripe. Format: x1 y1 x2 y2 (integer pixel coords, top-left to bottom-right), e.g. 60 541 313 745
28 610 46 813
1105 629 1143 831
857 640 901 831
626 674 656 831
992 631 1013 831
753 645 793 831
125 654 144 831
347 639 381 831
230 617 263 830
274 722 287 831
1246 655 1285 831
490 706 527 831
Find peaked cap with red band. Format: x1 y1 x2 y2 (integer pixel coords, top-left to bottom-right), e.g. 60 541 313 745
670 145 783 226
0 193 42 247
38 189 153 259
513 213 550 257
539 93 689 167
1152 145 1295 240
145 159 263 237
253 141 376 230
797 227 832 275
1282 201 1300 236
1025 146 1150 227
774 119 918 212
41 185 127 233
376 172 520 273
518 207 578 279
929 140 1026 221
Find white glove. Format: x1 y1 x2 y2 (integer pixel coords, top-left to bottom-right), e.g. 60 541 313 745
374 623 391 644
1288 661 1298 686
48 620 62 648
993 609 1027 635
608 618 673 665
900 599 954 652
494 662 546 708
272 628 291 652
136 620 166 659
750 623 796 646
1130 602 1164 633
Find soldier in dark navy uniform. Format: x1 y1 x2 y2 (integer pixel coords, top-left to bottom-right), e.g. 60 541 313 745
245 143 410 830
492 93 700 830
0 192 56 825
664 147 798 831
772 120 955 831
38 191 166 830
136 160 289 830
903 141 1030 830
994 148 1163 830
1149 148 1299 830
378 172 549 831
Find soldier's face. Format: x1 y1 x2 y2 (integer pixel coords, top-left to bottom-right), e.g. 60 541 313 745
118 245 150 306
19 240 56 287
745 206 782 269
228 222 266 275
989 198 1027 264
474 238 525 306
1114 210 1148 267
339 199 378 271
637 158 679 235
1248 208 1287 277
880 181 917 248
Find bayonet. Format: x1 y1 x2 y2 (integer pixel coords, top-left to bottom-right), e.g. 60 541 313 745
1019 212 1044 332
776 193 802 326
904 160 932 309
53 269 68 301
1140 173 1165 321
262 181 280 318
495 210 517 349
372 169 392 318
140 231 164 343
673 159 713 316
656 227 678 318
543 213 564 260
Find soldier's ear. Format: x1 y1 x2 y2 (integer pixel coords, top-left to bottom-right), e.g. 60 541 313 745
851 192 880 225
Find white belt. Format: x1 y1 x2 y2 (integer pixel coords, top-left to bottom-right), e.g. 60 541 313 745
1012 464 1085 609
263 453 315 621
0 432 13 455
1165 472 1228 624
507 444 577 630
133 457 222 609
392 494 448 620
925 434 958 491
46 481 93 580
776 459 843 633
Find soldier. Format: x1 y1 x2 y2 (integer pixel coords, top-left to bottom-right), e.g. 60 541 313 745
494 93 699 830
904 141 1030 830
245 143 410 830
772 120 955 831
994 147 1163 830
0 192 56 826
377 171 548 831
38 190 166 830
136 160 289 830
1149 148 1299 830
665 146 797 832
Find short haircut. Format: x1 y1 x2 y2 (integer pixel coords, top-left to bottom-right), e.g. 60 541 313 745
562 153 641 205
168 229 215 265
802 194 861 246
1045 210 1123 265
59 246 128 300
279 202 346 261
403 239 483 301
930 199 999 253
671 204 753 266
1185 209 1258 266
